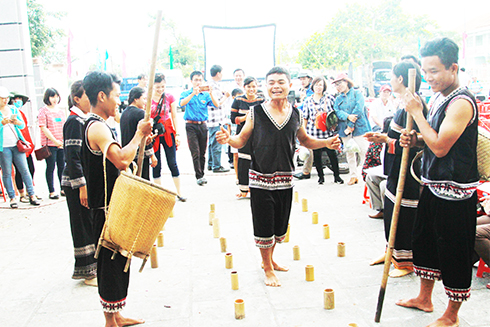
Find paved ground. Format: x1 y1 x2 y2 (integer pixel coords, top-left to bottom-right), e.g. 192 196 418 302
1 114 489 326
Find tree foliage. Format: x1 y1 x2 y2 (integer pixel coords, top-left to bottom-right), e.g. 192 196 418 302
298 0 438 70
27 0 64 58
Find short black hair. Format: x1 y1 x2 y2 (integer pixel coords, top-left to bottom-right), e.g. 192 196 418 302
420 37 459 69
68 80 84 108
393 61 422 92
401 54 421 66
266 66 291 82
137 74 147 80
83 71 115 107
128 87 146 105
210 65 222 77
190 70 203 80
231 88 244 97
43 88 60 106
233 68 245 75
110 73 121 85
155 73 166 83
243 76 257 87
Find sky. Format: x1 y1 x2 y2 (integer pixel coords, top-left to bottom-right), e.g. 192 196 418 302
38 0 481 77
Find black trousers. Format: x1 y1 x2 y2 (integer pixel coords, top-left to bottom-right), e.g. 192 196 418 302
185 123 208 179
313 147 340 178
93 209 130 312
63 185 97 279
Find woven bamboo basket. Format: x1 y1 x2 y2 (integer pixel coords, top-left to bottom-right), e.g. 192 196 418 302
96 170 176 272
478 126 490 181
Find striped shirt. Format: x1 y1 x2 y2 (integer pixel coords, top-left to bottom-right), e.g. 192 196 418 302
38 106 66 146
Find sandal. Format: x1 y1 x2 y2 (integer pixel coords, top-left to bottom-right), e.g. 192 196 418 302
236 191 249 199
10 199 18 208
20 195 30 203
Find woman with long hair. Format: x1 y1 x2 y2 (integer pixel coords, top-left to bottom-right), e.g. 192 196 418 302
333 74 372 185
302 76 343 184
150 73 186 202
61 81 97 286
38 87 66 199
0 86 40 208
366 61 427 277
231 76 265 198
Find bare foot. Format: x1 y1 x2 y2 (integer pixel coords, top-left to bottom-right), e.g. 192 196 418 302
264 269 281 287
396 298 434 312
261 261 289 272
370 253 386 266
115 314 145 326
84 277 98 287
427 317 459 327
389 268 413 278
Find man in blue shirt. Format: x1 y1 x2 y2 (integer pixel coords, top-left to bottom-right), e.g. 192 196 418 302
180 71 218 185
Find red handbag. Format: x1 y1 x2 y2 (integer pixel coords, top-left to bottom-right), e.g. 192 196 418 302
17 139 33 153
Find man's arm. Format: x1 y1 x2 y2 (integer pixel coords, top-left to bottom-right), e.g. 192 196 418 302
297 125 341 150
403 93 474 157
216 112 253 149
179 87 198 107
208 87 219 108
88 120 152 170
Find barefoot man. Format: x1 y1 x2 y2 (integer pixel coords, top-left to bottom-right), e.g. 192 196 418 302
82 71 152 327
216 66 341 286
398 38 479 327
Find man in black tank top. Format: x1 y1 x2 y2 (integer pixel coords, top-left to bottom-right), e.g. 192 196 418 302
81 72 152 327
398 38 478 327
216 67 341 287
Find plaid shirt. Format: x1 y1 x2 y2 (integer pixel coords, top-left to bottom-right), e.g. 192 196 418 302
207 79 226 127
38 106 66 146
303 94 335 139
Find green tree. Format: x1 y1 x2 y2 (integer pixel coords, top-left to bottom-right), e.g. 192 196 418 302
27 0 64 58
298 0 437 70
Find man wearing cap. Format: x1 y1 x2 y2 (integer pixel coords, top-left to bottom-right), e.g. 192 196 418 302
369 84 395 131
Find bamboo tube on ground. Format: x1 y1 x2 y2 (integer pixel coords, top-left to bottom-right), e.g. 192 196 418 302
209 210 215 226
324 288 335 309
305 265 314 281
312 212 318 224
220 237 227 252
294 191 299 203
302 198 308 212
157 232 164 247
284 224 290 242
234 299 245 319
337 242 345 257
231 271 239 290
150 245 158 268
210 203 215 211
293 245 300 260
212 218 220 238
225 253 233 269
323 224 330 239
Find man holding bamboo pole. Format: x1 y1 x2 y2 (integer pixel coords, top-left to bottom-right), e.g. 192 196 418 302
397 38 478 327
82 71 151 327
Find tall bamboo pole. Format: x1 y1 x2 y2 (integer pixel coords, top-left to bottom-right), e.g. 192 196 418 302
136 11 163 176
374 68 416 322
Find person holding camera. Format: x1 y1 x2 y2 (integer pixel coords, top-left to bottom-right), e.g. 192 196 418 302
179 71 219 186
150 73 186 201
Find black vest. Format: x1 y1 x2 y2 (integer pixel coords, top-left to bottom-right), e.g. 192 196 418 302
422 87 479 187
81 115 120 209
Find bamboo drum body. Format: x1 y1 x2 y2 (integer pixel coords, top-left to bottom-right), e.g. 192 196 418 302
234 299 245 319
324 289 335 309
225 253 233 269
210 203 215 211
209 211 215 226
231 271 239 290
294 191 299 203
305 265 314 281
